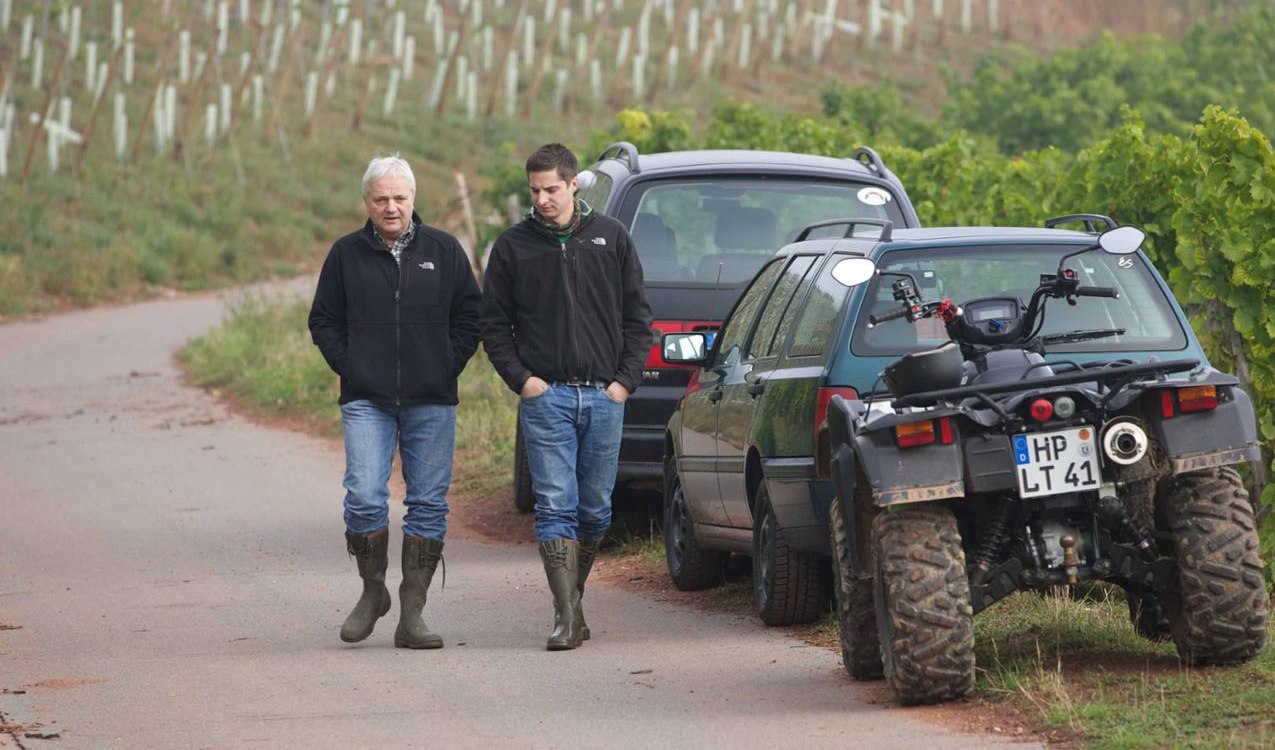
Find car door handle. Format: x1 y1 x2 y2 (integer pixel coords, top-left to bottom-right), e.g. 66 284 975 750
708 388 723 403
748 380 765 397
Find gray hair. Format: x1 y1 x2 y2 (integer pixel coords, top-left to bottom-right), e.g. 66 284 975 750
362 155 416 198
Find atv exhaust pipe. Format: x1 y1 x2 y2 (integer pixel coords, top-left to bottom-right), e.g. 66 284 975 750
1102 420 1148 465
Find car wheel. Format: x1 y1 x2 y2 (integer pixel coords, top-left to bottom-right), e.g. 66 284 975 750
663 455 726 590
872 504 974 705
829 498 882 680
752 481 826 626
1163 467 1268 665
512 418 535 514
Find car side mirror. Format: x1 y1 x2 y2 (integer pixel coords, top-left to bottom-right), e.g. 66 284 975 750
662 332 709 365
1098 225 1144 255
576 169 597 193
830 257 877 287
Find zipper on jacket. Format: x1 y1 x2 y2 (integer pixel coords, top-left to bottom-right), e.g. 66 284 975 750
395 264 403 406
560 236 583 379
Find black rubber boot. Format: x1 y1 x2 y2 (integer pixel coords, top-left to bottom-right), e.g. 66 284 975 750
340 529 392 643
540 539 583 651
395 536 445 649
578 539 602 641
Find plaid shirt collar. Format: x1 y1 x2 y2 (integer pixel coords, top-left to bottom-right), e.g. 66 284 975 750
372 220 417 265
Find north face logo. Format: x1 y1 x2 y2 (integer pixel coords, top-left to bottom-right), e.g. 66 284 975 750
591 237 607 246
418 261 435 270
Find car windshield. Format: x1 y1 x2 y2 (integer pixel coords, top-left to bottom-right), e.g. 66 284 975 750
620 176 905 286
851 243 1188 355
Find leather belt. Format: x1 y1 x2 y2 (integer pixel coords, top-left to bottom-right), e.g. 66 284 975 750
556 379 608 388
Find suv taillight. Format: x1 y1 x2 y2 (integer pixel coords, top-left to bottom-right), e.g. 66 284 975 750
648 320 717 371
1161 385 1218 417
815 387 859 449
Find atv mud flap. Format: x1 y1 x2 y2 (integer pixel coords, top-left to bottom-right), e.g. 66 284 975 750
1153 388 1261 473
853 433 964 507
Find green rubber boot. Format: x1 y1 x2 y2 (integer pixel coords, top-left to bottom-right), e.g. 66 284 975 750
394 536 445 649
540 539 583 651
578 539 602 641
340 529 392 643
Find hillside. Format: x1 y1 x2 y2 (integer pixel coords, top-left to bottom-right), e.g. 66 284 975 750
0 0 1254 315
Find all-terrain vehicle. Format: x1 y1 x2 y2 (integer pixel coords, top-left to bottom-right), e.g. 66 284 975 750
824 219 1269 705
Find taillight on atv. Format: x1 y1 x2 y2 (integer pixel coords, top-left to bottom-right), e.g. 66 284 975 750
1029 398 1054 422
1160 386 1218 417
1177 385 1218 413
895 417 953 449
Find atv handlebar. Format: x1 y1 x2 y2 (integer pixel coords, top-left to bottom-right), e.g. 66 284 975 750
1075 286 1120 299
869 305 911 326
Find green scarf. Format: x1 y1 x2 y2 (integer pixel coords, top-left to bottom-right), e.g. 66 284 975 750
528 197 592 239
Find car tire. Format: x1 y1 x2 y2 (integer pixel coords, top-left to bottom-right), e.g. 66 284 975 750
872 504 974 705
752 481 826 626
663 455 726 591
1163 467 1268 665
829 498 883 680
513 418 535 514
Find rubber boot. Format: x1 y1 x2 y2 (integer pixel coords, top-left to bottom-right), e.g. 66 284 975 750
394 536 445 649
577 539 602 641
340 529 392 643
540 539 583 651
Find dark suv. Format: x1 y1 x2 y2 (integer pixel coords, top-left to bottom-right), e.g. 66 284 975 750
659 219 1212 629
511 142 921 511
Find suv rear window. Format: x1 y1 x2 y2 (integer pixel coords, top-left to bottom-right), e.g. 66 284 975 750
619 177 904 286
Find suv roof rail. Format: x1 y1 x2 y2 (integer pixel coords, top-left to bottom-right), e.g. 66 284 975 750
852 146 886 175
598 141 641 174
1044 213 1117 233
796 217 893 243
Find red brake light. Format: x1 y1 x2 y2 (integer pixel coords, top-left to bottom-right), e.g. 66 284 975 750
1160 390 1176 418
649 320 717 370
1030 399 1054 422
937 416 954 445
1177 385 1218 413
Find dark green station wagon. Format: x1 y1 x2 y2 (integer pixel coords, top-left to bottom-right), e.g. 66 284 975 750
659 219 1209 626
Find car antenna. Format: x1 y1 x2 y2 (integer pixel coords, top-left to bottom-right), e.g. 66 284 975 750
715 262 724 288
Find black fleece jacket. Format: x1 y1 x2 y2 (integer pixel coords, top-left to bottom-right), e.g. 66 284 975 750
308 215 482 406
480 211 652 394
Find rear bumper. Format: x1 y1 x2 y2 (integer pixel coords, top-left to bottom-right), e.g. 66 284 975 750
618 425 665 483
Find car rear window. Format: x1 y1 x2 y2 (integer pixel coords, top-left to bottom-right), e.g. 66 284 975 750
851 244 1189 356
618 176 905 286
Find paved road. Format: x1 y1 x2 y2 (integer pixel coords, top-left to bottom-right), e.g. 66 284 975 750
0 288 1041 749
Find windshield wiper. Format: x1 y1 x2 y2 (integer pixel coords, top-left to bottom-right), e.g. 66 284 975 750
1042 328 1126 346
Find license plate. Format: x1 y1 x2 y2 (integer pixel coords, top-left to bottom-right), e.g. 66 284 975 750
1013 426 1101 499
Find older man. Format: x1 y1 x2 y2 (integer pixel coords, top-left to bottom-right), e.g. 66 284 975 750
309 155 481 648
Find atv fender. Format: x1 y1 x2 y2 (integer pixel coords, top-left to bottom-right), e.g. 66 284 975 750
1151 384 1261 473
828 396 866 573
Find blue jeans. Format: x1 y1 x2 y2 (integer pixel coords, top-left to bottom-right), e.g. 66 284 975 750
340 400 456 540
520 383 625 542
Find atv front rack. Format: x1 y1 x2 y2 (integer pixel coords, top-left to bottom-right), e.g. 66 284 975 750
890 358 1201 408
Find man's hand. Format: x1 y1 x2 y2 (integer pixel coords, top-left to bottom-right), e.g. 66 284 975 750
521 376 550 399
606 381 630 403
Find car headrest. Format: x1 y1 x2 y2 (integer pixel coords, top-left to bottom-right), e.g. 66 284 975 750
633 213 677 260
714 207 776 251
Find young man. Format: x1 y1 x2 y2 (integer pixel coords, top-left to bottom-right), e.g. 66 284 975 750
481 143 652 650
309 155 481 648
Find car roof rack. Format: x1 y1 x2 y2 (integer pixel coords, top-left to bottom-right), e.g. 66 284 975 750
1044 213 1117 233
852 146 886 175
796 217 893 243
598 141 641 174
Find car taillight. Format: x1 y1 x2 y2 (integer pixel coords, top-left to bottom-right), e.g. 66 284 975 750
648 320 717 371
814 387 858 449
895 417 954 449
1160 385 1218 417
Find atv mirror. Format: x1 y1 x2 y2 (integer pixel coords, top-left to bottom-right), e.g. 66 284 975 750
830 257 876 287
662 332 709 365
1098 226 1144 255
